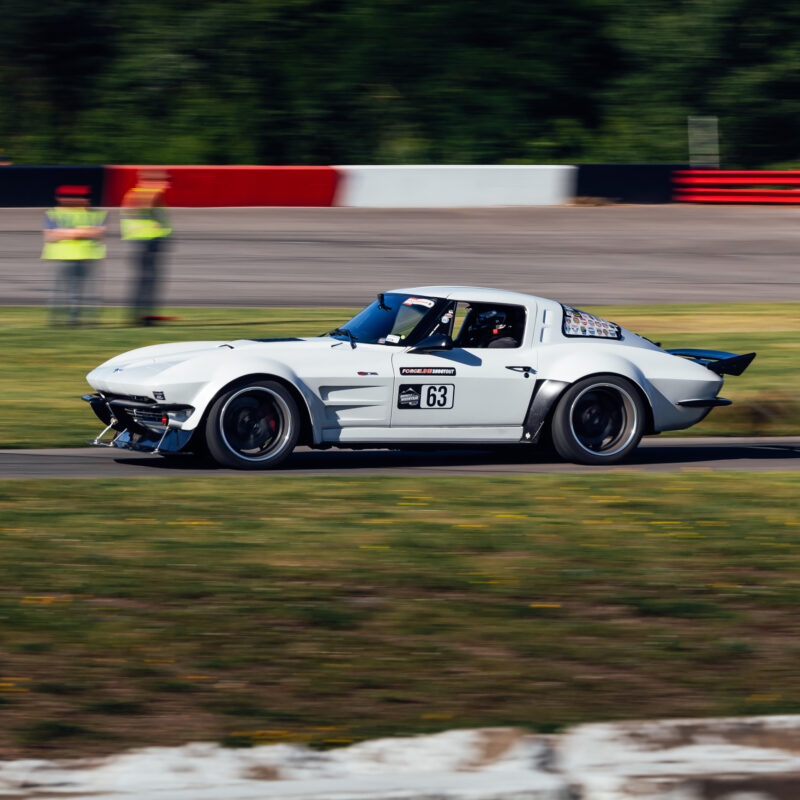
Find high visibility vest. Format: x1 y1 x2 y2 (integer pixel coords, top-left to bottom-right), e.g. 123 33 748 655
42 208 107 261
121 189 172 240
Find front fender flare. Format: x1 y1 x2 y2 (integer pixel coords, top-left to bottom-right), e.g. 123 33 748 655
181 358 320 440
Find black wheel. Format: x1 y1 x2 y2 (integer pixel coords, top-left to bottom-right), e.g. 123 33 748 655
550 375 645 465
205 380 300 469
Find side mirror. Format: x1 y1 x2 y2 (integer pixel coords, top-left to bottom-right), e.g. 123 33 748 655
410 333 453 353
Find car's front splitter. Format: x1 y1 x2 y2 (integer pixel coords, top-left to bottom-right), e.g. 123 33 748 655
83 393 196 455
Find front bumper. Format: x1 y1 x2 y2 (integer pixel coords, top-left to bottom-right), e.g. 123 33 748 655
83 393 196 454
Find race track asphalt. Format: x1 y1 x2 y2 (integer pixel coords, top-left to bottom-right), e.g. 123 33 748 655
2 437 799 478
4 204 800 307
5 206 797 479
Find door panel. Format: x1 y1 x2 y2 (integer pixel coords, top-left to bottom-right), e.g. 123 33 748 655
391 348 535 427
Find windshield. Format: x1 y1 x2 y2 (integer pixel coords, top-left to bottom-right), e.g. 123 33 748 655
331 294 442 345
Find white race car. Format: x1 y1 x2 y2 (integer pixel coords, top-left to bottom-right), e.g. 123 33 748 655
83 287 754 467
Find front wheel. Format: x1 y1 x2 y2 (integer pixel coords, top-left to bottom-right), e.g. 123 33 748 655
205 380 300 469
550 375 645 465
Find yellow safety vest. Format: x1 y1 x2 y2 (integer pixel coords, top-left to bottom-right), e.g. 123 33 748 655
42 208 107 261
121 189 172 240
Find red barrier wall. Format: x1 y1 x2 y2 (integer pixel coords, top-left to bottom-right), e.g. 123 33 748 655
674 170 800 204
103 165 339 207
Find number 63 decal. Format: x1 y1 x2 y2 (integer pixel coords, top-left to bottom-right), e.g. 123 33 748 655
397 383 455 409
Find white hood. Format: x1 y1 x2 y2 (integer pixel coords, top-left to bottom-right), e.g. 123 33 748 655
86 337 325 401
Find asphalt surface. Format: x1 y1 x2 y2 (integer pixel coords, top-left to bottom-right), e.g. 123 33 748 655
4 205 800 307
1 437 798 478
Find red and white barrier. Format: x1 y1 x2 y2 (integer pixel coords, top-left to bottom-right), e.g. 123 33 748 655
101 164 575 207
674 170 800 204
334 165 576 207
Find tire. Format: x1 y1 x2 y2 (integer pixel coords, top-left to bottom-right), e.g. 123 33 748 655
205 380 300 469
550 375 645 465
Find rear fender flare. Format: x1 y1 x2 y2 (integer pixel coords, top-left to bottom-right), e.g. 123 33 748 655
535 353 658 436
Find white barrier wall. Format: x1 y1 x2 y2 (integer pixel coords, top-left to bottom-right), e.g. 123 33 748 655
335 165 576 207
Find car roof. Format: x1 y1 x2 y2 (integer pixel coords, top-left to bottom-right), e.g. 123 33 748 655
387 286 548 306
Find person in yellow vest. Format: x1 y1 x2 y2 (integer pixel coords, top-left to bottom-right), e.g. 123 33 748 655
42 185 107 325
121 168 172 325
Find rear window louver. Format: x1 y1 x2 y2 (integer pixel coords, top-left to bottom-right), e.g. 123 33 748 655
561 305 621 340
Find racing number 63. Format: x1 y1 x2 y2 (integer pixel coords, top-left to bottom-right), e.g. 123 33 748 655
422 384 454 409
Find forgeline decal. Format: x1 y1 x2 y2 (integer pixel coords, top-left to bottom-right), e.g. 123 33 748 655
561 305 622 340
399 367 456 376
397 383 455 409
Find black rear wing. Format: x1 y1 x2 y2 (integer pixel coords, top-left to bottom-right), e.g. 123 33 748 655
667 348 756 376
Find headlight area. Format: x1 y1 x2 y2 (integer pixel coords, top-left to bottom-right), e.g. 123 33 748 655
82 393 196 453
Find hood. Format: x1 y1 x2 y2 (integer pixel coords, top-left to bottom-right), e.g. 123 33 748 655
86 337 316 398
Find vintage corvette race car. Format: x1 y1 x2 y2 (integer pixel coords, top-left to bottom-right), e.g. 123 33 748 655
83 286 755 467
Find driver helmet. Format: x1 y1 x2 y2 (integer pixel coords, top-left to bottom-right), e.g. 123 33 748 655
475 309 508 335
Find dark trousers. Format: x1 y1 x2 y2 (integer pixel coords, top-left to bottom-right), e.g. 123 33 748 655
131 238 167 323
50 260 98 325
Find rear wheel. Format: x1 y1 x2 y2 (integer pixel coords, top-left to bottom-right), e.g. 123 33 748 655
205 380 300 469
550 375 645 465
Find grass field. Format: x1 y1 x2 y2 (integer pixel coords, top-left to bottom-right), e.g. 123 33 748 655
0 473 799 758
0 303 798 448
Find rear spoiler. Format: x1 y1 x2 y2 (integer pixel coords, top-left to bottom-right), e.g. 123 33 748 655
667 348 756 376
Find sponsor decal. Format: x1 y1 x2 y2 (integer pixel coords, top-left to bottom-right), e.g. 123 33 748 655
400 367 456 376
402 297 435 308
357 371 378 376
153 391 165 400
386 334 401 343
398 386 421 408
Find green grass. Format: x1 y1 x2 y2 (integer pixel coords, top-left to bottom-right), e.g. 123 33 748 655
0 306 344 449
0 303 797 449
0 474 799 757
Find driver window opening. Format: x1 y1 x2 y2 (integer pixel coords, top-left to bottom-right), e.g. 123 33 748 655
451 302 470 341
454 303 525 349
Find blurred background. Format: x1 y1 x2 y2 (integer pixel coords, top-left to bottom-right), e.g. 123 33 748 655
1 0 799 167
2 3 800 797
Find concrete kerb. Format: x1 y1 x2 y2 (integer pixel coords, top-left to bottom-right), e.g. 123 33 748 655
5 716 800 799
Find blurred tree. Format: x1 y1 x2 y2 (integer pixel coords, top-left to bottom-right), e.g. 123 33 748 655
585 0 800 166
0 0 116 161
1 0 799 166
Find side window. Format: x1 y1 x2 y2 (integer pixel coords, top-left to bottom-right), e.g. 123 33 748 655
423 301 471 341
456 304 525 349
451 302 470 341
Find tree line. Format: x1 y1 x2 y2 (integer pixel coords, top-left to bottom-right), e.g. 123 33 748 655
1 0 798 167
